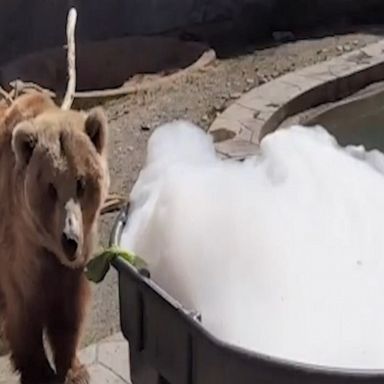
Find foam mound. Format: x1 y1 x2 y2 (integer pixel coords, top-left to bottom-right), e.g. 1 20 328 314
122 121 384 369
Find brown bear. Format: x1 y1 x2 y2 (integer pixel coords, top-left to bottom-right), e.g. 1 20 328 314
0 92 110 384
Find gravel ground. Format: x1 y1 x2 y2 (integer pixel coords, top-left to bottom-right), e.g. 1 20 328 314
84 28 383 345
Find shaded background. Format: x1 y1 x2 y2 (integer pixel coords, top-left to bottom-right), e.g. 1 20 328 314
1 0 384 65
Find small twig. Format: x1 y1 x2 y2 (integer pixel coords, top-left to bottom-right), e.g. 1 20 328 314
61 7 77 110
9 79 56 99
101 194 128 215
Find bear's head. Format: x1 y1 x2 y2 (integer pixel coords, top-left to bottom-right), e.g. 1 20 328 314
11 106 110 268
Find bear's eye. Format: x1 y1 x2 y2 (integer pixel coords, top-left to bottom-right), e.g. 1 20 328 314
48 183 57 201
77 177 86 198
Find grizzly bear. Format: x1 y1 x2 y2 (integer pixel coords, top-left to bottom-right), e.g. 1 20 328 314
0 92 110 384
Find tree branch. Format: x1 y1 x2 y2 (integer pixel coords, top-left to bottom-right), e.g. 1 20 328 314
61 7 77 110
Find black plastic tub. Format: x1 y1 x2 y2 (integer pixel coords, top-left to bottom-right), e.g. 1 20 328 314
110 204 384 384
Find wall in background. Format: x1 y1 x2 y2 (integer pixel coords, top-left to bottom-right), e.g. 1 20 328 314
0 0 383 64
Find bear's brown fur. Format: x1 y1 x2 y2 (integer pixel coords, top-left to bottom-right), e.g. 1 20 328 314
0 92 110 384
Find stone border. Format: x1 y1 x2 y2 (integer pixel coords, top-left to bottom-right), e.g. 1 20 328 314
209 39 384 158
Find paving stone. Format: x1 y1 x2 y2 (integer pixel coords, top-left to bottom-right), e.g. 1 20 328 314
209 116 242 136
231 104 272 134
100 332 126 343
298 61 338 82
240 80 302 106
327 59 365 78
79 344 98 366
246 118 268 143
344 50 375 65
279 73 323 91
210 105 261 142
88 363 128 384
236 93 278 113
251 127 264 144
0 333 131 384
361 40 384 58
98 340 131 383
227 103 259 123
237 126 252 141
215 139 259 158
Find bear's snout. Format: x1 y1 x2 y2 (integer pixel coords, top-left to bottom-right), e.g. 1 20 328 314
61 199 83 263
61 232 78 261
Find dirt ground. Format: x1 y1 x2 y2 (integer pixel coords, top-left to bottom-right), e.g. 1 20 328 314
85 27 384 345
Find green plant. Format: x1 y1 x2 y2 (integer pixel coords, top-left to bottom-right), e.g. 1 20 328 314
85 246 148 283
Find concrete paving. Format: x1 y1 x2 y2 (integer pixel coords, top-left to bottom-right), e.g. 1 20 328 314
0 332 131 384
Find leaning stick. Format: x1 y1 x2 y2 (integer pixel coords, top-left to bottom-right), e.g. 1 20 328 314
52 8 126 213
101 194 128 215
61 7 77 110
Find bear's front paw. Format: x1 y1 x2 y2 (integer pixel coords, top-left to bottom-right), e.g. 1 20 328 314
65 364 90 384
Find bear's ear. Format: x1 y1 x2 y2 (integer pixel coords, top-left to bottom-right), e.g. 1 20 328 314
84 107 108 155
12 121 37 168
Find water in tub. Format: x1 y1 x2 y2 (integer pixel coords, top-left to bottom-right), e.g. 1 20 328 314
121 121 384 369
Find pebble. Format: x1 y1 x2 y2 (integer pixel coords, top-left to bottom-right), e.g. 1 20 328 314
259 76 268 85
230 92 242 99
214 104 226 113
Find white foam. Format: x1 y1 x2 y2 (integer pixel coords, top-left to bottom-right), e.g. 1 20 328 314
121 120 384 369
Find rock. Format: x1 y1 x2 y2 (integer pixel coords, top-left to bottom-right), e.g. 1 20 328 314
141 124 151 131
230 92 242 99
259 76 268 85
214 103 226 113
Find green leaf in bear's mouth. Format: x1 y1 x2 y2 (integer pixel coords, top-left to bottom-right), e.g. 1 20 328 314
84 246 148 283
